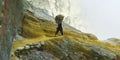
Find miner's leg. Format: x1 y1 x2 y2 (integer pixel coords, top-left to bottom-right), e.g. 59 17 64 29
55 27 60 36
60 27 63 35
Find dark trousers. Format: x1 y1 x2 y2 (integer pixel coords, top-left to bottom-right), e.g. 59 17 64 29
55 23 63 36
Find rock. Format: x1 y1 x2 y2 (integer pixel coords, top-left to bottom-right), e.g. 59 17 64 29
106 38 120 45
17 47 24 50
91 45 117 60
24 45 30 49
14 36 120 60
83 33 98 40
41 41 45 45
14 34 24 41
36 43 41 48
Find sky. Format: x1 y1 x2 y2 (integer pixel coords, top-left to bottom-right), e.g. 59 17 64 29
77 0 120 40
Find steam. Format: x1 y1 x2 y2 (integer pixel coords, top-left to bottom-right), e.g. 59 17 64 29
27 0 88 32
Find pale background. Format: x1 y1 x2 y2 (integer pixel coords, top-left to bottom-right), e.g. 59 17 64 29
77 0 120 40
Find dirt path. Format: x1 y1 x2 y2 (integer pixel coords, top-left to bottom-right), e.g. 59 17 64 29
12 36 64 52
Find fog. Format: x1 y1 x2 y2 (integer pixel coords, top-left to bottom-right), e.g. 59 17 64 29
77 0 120 40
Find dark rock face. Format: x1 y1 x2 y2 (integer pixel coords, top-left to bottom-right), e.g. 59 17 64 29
15 49 58 60
0 0 3 25
14 36 120 60
14 41 59 60
0 0 24 60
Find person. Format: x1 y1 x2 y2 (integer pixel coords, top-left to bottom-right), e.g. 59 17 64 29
55 15 64 36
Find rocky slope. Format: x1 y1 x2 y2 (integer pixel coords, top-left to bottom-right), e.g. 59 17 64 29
10 12 120 60
105 38 120 45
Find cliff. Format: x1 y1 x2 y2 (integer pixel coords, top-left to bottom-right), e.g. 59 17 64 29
10 12 120 60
